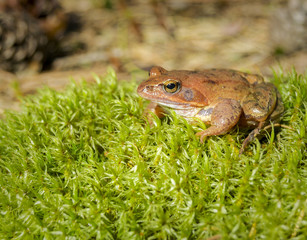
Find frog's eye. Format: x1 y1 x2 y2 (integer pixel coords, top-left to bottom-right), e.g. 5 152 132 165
163 80 180 93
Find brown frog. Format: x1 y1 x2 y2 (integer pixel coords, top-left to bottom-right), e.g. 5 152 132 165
137 66 284 154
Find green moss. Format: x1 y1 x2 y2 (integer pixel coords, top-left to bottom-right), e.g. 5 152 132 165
0 68 306 239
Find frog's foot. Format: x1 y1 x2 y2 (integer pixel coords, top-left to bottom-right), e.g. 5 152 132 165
239 121 265 155
196 99 242 143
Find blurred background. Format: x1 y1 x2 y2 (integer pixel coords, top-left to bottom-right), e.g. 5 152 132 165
0 0 306 115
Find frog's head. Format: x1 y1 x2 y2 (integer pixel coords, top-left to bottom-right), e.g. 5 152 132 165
137 66 208 109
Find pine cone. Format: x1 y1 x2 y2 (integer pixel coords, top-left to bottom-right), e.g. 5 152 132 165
0 11 48 72
0 1 81 72
0 0 61 19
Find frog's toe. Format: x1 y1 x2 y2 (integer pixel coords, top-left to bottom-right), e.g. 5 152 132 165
196 131 207 143
195 125 227 143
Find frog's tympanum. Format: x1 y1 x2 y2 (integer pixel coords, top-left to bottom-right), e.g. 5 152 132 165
137 66 284 154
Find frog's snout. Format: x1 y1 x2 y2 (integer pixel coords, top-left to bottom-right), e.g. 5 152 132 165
138 84 154 96
144 85 154 92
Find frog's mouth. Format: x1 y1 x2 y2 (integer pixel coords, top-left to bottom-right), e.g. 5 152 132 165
152 100 193 110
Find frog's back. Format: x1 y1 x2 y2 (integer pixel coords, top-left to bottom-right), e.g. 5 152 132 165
199 69 264 84
180 69 254 103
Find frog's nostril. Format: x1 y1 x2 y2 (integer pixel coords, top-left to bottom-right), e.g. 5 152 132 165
145 86 154 92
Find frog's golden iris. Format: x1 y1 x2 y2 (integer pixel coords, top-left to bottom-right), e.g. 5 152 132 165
163 80 181 93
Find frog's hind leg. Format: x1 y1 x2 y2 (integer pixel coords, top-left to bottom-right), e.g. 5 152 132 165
196 99 242 143
243 72 265 84
242 83 277 122
268 89 284 121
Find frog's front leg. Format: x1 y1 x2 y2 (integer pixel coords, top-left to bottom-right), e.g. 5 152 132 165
196 99 242 143
144 102 167 125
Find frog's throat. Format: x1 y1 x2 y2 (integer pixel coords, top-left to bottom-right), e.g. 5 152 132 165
159 103 212 121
